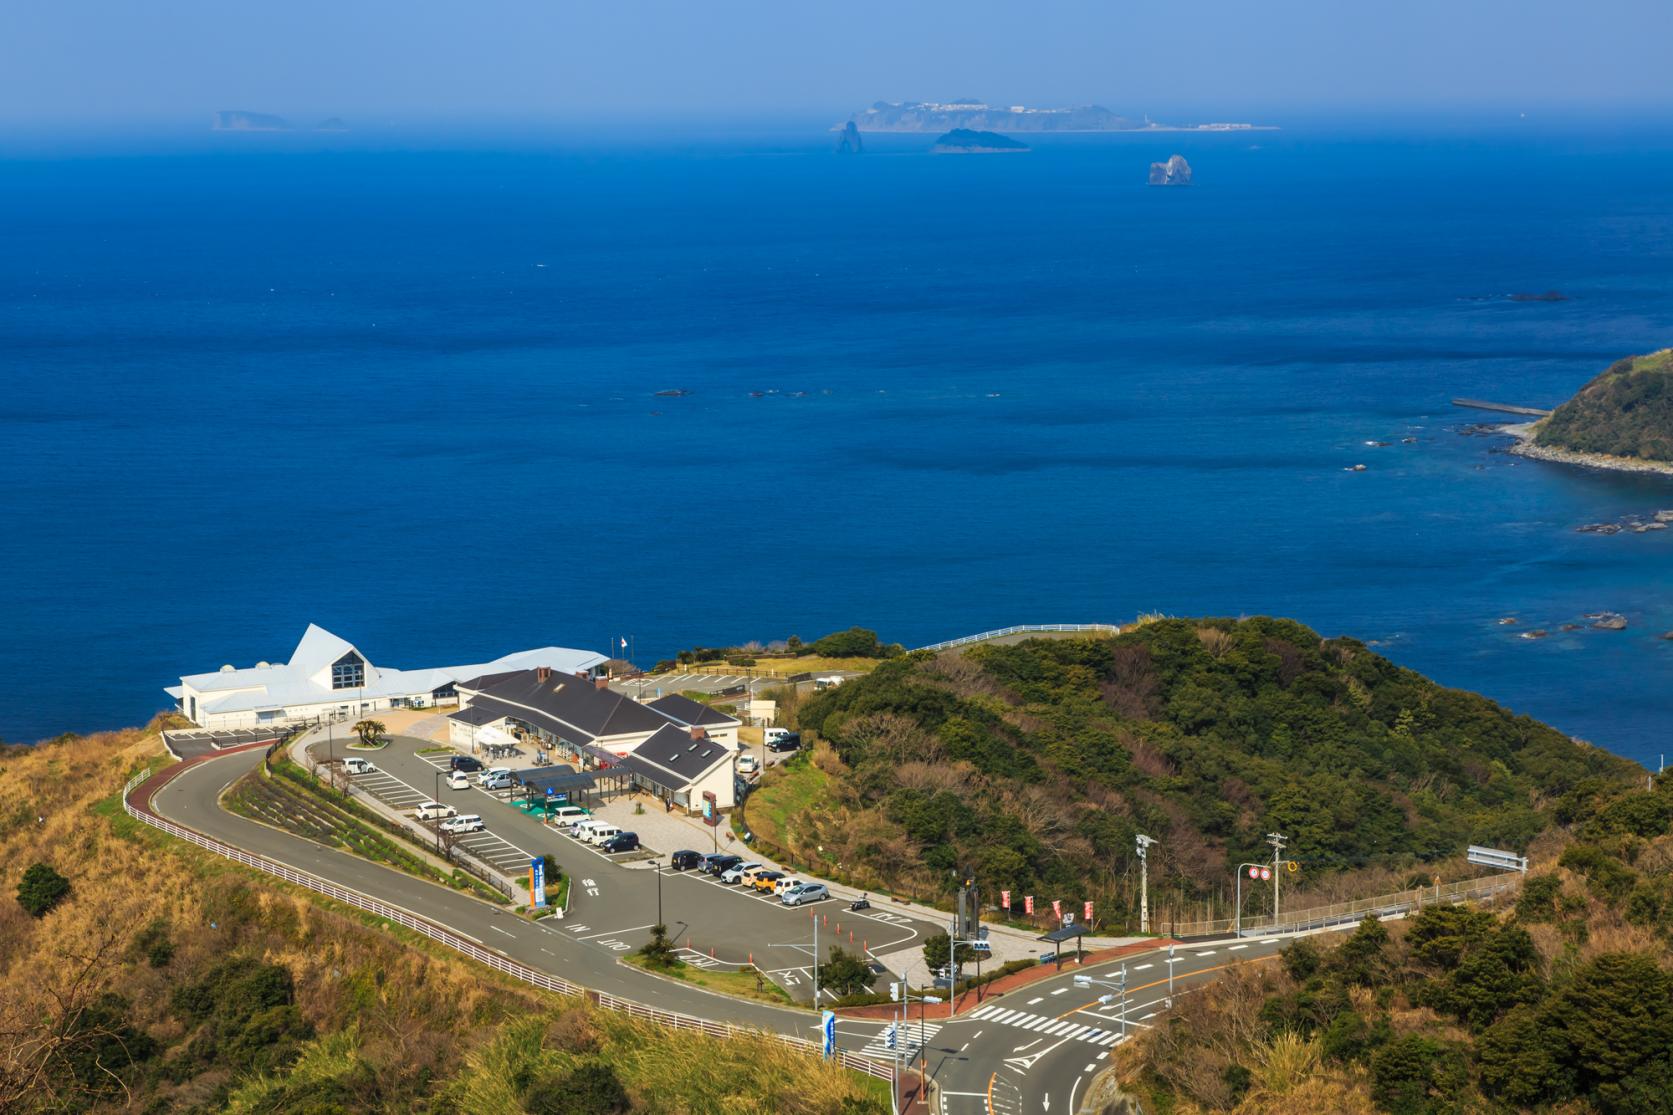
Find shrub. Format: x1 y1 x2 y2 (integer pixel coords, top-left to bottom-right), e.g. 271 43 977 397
16 861 71 917
526 1062 630 1115
131 917 175 968
637 924 678 970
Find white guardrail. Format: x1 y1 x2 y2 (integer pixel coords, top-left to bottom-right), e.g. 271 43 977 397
1170 873 1524 940
917 623 1121 653
122 771 893 1083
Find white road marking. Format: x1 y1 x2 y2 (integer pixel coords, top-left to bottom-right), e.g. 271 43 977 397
1051 986 1069 995
1132 963 1153 971
489 925 516 937
1194 950 1216 956
1028 996 1045 1005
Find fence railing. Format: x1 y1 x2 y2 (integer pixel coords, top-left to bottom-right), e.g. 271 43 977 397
1169 873 1524 939
916 624 1121 653
122 771 892 1083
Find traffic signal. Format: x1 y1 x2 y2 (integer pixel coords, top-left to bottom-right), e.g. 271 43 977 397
889 982 900 1002
884 1024 898 1050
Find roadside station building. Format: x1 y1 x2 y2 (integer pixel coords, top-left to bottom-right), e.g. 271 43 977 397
167 624 607 730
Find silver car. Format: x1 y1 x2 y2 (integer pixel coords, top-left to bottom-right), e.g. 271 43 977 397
779 882 829 907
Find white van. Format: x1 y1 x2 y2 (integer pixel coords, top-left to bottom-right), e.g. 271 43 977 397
343 757 375 775
548 806 589 826
570 818 606 841
763 728 790 746
583 823 622 846
446 770 471 790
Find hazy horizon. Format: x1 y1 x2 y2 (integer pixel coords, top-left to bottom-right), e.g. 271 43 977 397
4 1 1672 129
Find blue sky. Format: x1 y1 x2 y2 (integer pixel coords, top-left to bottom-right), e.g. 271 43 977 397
4 0 1671 123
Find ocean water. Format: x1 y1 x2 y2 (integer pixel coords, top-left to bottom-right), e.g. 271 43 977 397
4 119 1673 763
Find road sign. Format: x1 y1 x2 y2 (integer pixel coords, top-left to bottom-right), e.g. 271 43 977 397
1248 866 1260 879
1287 860 1298 874
1260 867 1271 881
821 1010 836 1058
884 1023 898 1050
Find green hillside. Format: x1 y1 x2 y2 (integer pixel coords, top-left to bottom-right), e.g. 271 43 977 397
771 619 1636 922
1534 348 1673 461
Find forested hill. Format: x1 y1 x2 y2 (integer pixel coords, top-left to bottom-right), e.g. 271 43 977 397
1534 347 1673 461
791 618 1636 913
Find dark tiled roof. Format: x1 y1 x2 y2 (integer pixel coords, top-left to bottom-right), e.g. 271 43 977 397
646 693 741 728
618 723 733 791
457 669 523 692
448 704 503 726
472 670 667 744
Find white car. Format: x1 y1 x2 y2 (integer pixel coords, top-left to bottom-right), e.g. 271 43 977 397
446 770 471 790
737 754 760 776
720 861 762 884
414 801 457 821
477 767 513 790
439 814 485 834
343 757 376 775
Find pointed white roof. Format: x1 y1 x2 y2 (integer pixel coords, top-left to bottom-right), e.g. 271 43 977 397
289 623 363 675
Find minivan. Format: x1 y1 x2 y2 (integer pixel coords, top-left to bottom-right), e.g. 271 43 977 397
766 732 801 754
547 806 589 827
600 832 639 854
445 770 470 790
571 818 606 841
772 876 803 897
705 854 743 877
343 757 376 775
449 755 484 773
439 814 484 834
670 850 703 871
584 823 622 846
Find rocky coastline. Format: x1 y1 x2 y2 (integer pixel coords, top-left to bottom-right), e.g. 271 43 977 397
1499 421 1673 477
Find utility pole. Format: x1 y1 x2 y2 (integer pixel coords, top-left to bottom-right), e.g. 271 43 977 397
812 911 820 1006
1267 832 1288 926
1135 834 1157 934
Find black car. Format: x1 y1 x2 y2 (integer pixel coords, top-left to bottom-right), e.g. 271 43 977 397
669 850 703 871
766 732 801 753
705 854 743 876
601 832 640 854
450 755 484 773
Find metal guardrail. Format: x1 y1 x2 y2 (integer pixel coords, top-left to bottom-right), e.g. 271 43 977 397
121 771 893 1083
1169 873 1524 939
916 623 1121 653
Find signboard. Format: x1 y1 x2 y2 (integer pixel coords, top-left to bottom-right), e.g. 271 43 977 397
1083 900 1094 921
702 790 716 824
1051 898 1063 921
1024 895 1034 915
821 1010 836 1058
530 857 547 907
1248 866 1260 879
1063 912 1075 926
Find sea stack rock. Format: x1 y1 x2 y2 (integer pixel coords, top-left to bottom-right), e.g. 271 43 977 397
836 120 863 154
1148 154 1192 186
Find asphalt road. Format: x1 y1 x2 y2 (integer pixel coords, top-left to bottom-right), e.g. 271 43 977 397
318 736 942 1002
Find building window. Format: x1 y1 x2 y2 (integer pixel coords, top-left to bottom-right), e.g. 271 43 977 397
432 683 457 701
188 695 197 720
331 651 365 690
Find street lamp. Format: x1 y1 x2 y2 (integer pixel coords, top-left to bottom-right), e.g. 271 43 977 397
1074 963 1130 1038
1135 834 1157 934
655 859 664 928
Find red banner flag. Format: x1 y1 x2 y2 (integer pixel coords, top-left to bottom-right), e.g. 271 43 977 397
1084 901 1094 921
1024 895 1035 915
1001 889 1011 909
1052 898 1063 920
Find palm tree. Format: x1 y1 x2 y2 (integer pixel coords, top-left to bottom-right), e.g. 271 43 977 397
353 719 388 748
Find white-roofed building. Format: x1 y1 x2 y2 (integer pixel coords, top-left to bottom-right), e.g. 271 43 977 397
166 624 608 729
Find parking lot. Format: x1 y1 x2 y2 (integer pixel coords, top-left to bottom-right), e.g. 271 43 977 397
344 761 541 877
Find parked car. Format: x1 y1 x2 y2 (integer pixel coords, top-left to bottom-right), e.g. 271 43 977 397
571 819 607 841
449 755 484 773
439 814 484 834
600 832 640 854
343 757 376 775
670 850 703 871
772 876 803 897
752 871 785 893
705 854 743 877
477 767 512 790
780 883 829 907
414 801 458 821
737 754 760 776
766 732 801 754
547 806 590 826
583 823 623 846
720 861 762 885
739 864 772 888
446 770 471 790
763 728 791 746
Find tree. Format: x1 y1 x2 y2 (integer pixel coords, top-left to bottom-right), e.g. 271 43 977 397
16 862 71 918
637 924 678 970
821 947 875 997
922 932 975 979
352 719 388 747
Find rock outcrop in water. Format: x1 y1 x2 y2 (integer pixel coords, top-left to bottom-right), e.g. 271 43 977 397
1148 154 1192 186
931 129 1029 154
835 121 862 154
1530 348 1673 463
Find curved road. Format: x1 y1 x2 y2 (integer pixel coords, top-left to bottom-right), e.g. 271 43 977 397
149 746 1349 1112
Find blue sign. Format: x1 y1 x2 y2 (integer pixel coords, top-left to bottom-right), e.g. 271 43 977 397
531 857 548 907
821 1010 836 1058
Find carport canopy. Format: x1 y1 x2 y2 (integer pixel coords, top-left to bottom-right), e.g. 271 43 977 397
512 766 597 797
1037 924 1087 945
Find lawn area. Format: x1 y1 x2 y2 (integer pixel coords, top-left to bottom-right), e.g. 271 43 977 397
736 750 829 852
626 955 796 1007
660 655 886 679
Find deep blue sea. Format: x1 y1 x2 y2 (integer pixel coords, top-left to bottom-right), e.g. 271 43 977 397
4 118 1672 764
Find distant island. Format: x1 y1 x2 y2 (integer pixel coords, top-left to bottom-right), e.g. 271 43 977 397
841 99 1272 133
1148 154 1192 185
835 120 862 154
931 128 1029 154
1504 348 1673 474
214 110 291 132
